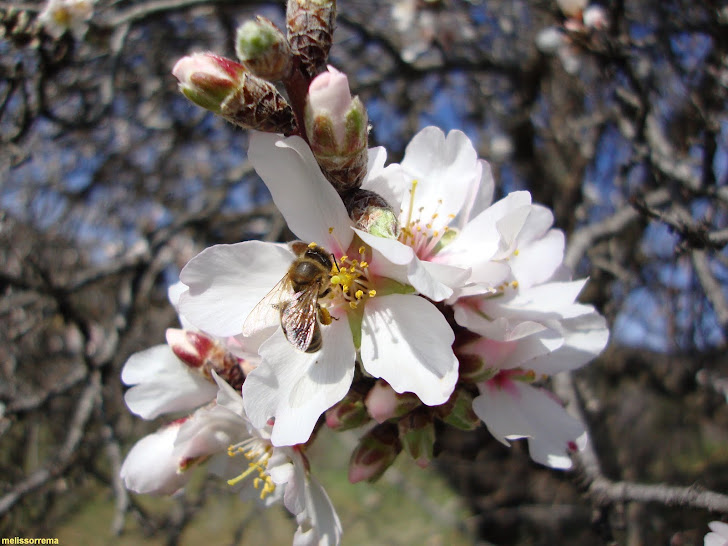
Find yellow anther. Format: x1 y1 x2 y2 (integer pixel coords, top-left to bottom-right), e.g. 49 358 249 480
351 259 359 266
340 255 348 262
433 231 439 237
513 249 520 256
416 226 422 232
331 275 341 285
368 289 377 297
349 266 356 273
437 199 443 204
328 227 334 233
448 213 456 219
358 246 366 255
308 241 318 248
355 289 364 299
511 281 519 288
360 261 369 268
426 223 432 229
349 301 358 309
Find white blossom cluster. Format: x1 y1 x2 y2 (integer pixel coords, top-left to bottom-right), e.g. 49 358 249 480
120 117 609 542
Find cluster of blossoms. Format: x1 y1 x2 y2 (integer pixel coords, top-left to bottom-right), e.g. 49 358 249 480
120 1 609 543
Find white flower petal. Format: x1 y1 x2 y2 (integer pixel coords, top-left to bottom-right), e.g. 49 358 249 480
400 127 481 233
360 294 457 405
509 229 565 289
243 317 356 446
293 474 343 546
439 191 532 267
121 345 217 420
706 521 728 546
248 132 353 254
473 381 585 469
179 241 293 337
120 423 189 495
462 159 495 225
362 147 407 211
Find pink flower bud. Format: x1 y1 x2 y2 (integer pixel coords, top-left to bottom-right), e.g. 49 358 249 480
165 328 246 390
348 423 401 483
325 390 371 431
172 53 246 113
365 380 421 423
304 66 369 192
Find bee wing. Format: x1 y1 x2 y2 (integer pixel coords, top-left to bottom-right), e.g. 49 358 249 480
242 276 293 337
280 287 321 353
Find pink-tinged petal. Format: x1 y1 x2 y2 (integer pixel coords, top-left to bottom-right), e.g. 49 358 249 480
459 335 556 371
175 405 246 462
243 317 356 446
400 127 481 233
360 294 457 405
248 132 353 254
121 345 217 419
356 229 465 301
509 229 565 289
179 241 293 337
120 423 189 495
473 381 585 469
453 303 554 342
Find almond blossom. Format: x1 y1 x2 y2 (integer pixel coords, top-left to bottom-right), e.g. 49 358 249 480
179 131 459 446
122 373 341 545
37 0 94 40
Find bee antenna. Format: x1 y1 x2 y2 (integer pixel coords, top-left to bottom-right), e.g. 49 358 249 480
331 253 340 272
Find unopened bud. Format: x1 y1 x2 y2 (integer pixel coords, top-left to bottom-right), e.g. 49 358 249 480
286 0 336 79
173 53 298 135
326 390 371 431
455 335 502 383
398 409 435 468
434 388 480 430
343 189 400 238
173 53 247 113
305 66 368 192
348 423 401 483
365 380 421 423
166 328 246 390
235 16 293 81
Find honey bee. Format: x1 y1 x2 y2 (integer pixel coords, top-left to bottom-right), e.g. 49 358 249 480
243 242 333 353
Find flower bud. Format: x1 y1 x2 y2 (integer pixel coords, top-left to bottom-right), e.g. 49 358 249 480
166 328 246 390
398 409 435 468
235 16 293 81
365 380 421 423
173 53 298 135
305 66 369 192
348 423 401 483
343 189 400 239
434 388 480 431
286 0 336 78
326 390 371 431
173 53 247 113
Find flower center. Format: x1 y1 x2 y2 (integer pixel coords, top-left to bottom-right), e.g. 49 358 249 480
326 245 377 310
398 179 455 260
226 438 276 499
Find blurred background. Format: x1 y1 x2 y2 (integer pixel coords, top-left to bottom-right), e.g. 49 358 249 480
1 0 728 544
